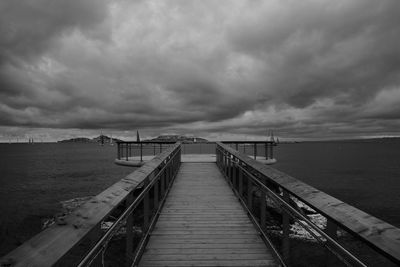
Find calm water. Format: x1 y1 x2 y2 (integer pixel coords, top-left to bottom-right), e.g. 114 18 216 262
0 143 132 256
274 140 400 228
0 140 400 257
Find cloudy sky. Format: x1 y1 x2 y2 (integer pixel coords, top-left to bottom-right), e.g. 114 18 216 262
1 0 400 142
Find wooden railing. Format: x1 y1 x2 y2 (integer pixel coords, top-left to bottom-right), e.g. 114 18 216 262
216 142 400 267
0 143 181 267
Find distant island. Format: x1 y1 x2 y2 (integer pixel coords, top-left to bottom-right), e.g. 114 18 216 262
147 135 208 143
58 134 208 143
58 135 122 144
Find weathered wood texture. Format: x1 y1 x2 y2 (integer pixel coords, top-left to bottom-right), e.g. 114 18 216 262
0 144 181 267
217 142 400 264
139 163 277 267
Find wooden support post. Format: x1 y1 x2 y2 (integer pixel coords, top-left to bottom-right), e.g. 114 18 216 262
166 165 170 186
239 166 243 197
232 158 237 190
282 190 290 265
223 154 226 176
254 143 257 160
126 193 134 266
160 143 162 153
244 143 246 154
143 193 149 232
260 188 266 230
325 218 338 266
235 143 238 151
228 156 232 182
160 171 165 197
154 180 159 212
326 219 337 239
126 144 129 161
247 178 253 211
153 144 156 155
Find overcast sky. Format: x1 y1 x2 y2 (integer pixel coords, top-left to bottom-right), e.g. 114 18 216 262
1 0 400 141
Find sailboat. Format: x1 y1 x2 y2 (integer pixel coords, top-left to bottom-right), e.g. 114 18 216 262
110 134 114 146
269 130 278 145
136 130 140 142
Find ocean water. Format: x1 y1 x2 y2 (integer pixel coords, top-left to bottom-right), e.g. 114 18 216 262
0 143 133 257
273 140 400 228
0 140 400 257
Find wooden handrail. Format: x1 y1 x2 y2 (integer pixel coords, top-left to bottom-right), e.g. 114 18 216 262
216 142 400 265
0 143 181 267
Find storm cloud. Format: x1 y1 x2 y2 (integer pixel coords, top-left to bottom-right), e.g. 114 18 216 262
1 0 400 141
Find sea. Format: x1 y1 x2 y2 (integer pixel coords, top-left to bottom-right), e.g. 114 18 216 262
0 139 400 257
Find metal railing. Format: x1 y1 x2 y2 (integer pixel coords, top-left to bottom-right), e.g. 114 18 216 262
117 141 176 161
216 142 400 267
117 141 217 164
80 143 181 267
222 141 277 160
0 143 181 267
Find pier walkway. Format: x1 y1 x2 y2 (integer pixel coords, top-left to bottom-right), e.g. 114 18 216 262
140 163 276 266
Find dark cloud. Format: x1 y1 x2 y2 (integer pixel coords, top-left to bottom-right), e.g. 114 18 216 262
0 0 400 141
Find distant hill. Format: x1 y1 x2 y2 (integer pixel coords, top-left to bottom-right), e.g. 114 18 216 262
58 135 123 143
148 135 208 143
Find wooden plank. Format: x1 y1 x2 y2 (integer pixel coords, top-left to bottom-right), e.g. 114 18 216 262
143 248 269 255
139 162 276 267
145 238 265 244
218 142 400 264
139 259 277 267
145 243 265 249
0 144 181 267
140 254 273 261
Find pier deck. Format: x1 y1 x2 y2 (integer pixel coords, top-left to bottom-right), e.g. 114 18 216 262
139 163 277 267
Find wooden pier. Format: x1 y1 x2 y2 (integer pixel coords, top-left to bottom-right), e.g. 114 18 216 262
1 142 400 267
140 163 276 266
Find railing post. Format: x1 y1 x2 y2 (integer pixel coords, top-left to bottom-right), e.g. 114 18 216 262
232 158 237 191
143 191 149 231
160 168 166 197
282 190 290 265
160 143 162 153
235 143 238 151
260 184 266 230
154 179 159 211
126 192 134 266
153 144 156 155
126 143 129 161
325 218 338 266
254 143 257 160
239 165 243 197
228 156 232 182
247 177 253 211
